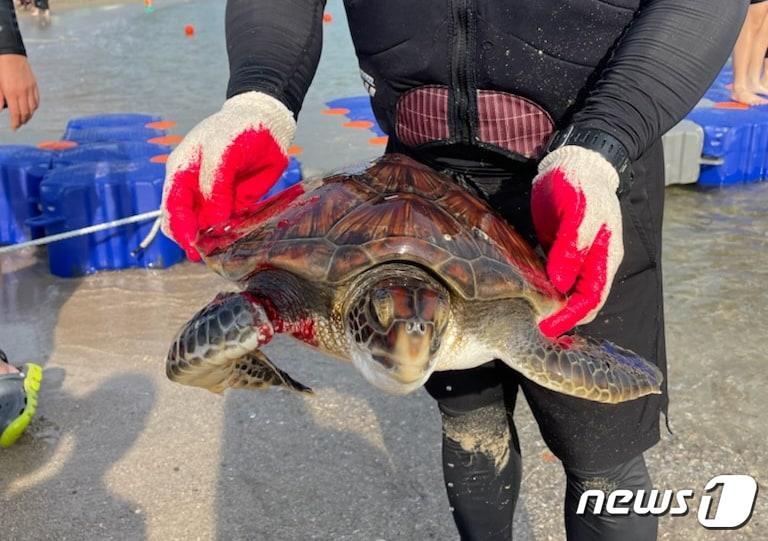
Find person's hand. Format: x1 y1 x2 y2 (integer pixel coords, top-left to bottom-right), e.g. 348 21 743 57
531 145 624 338
0 54 39 130
161 91 296 261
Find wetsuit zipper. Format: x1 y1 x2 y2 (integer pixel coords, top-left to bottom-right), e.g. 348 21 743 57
450 0 477 143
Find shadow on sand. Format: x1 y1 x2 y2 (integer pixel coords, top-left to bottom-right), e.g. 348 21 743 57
0 372 156 540
1 253 156 539
214 338 537 540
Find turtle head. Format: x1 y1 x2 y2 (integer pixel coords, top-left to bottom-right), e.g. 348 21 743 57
346 266 451 394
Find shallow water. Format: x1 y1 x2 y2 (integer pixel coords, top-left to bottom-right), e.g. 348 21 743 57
4 0 377 173
1 1 767 539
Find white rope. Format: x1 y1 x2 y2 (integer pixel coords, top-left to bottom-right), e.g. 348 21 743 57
131 216 163 258
0 210 162 255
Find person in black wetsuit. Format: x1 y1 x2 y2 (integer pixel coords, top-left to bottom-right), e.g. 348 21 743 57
0 0 39 130
160 2 748 539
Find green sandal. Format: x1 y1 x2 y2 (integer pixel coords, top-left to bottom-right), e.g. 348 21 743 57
0 350 43 448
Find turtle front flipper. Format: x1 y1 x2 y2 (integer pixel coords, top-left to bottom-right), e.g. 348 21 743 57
507 332 663 404
166 291 306 394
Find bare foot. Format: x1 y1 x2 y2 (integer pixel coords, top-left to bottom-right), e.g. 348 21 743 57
731 88 768 105
39 9 51 26
742 78 768 96
0 360 20 376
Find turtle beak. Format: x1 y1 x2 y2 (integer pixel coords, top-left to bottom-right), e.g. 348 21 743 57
372 320 434 384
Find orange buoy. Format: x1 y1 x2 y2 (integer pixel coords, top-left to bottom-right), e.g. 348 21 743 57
37 140 78 151
343 120 374 129
148 134 184 146
150 154 169 164
145 120 177 130
368 136 389 146
322 107 351 116
287 145 304 156
714 101 749 110
323 13 333 23
184 24 195 36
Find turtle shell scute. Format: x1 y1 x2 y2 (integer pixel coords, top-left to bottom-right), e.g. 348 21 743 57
202 153 559 302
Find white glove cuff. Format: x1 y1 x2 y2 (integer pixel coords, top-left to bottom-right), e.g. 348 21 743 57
536 145 620 194
221 91 297 153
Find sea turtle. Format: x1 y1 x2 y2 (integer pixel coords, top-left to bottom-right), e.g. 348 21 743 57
166 154 661 403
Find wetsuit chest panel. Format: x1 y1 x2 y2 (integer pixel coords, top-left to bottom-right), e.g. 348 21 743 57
475 1 638 119
344 0 452 87
477 0 639 65
344 0 639 134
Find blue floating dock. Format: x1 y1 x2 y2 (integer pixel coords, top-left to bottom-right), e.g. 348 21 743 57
1 111 304 278
687 108 768 186
28 160 184 277
65 113 162 130
63 113 169 144
63 124 167 144
0 146 53 244
265 157 303 198
54 141 171 167
326 96 387 137
1 113 180 276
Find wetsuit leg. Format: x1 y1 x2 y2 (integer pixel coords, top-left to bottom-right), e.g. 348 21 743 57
564 454 658 541
425 361 522 541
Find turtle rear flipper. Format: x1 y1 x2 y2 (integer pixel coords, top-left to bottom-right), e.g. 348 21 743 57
509 333 663 404
229 351 312 394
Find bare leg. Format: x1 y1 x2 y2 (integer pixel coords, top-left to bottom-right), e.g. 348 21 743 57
762 58 768 88
748 3 768 94
732 4 768 105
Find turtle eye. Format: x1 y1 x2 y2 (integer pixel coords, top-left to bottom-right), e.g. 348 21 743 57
370 289 394 329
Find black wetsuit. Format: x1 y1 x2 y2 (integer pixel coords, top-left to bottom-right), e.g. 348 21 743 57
224 1 747 539
0 0 25 56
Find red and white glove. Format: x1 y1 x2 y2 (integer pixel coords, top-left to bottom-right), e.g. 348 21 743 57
531 146 624 338
161 91 296 261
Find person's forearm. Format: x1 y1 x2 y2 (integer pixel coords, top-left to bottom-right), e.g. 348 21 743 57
571 0 748 160
226 0 325 118
0 0 25 55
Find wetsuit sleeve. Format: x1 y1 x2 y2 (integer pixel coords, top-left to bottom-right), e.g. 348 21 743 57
0 0 25 55
225 0 326 118
571 0 748 161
